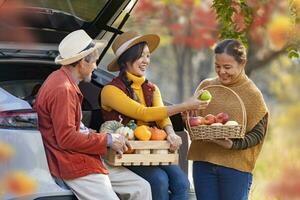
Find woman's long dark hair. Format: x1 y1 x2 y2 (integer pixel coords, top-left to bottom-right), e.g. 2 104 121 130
117 42 147 99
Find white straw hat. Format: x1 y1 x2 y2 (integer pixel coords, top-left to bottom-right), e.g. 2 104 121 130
55 29 107 65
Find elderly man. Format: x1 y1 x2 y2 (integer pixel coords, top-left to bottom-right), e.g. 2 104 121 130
34 30 151 200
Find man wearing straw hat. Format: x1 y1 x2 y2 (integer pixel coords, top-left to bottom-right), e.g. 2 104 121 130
35 30 152 200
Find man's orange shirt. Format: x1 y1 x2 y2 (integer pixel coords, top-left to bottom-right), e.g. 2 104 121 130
35 66 108 179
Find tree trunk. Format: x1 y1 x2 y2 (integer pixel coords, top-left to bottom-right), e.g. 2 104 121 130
246 41 286 76
196 49 214 88
175 45 187 103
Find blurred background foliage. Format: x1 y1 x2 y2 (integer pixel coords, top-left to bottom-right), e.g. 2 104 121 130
119 0 300 199
2 0 299 199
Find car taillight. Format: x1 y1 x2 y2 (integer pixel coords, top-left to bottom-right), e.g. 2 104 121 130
0 109 37 129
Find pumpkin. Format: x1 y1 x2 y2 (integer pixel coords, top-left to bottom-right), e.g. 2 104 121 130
124 146 135 154
134 125 152 141
149 127 167 140
115 126 134 140
100 120 123 133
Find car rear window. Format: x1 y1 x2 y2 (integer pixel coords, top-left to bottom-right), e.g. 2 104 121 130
8 0 109 22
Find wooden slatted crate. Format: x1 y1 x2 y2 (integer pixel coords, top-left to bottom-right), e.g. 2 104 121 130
104 141 179 166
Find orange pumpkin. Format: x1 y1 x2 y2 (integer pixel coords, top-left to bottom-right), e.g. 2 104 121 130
150 127 167 140
134 125 152 141
124 145 135 154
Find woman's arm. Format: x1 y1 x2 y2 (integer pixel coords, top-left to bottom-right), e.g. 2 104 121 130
101 85 208 122
101 85 168 122
231 114 268 150
152 85 172 128
208 114 268 149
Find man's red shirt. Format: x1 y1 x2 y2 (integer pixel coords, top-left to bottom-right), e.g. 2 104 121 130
35 66 108 179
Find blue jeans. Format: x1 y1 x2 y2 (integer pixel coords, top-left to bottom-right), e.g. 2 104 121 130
193 161 252 200
127 165 190 200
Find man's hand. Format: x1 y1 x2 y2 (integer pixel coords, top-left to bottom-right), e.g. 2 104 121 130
111 134 127 157
209 138 233 149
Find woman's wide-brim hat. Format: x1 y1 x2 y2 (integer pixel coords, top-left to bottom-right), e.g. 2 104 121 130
55 29 107 65
107 31 160 72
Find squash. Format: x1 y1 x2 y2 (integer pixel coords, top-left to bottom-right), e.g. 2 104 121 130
100 120 123 133
134 125 151 141
149 127 167 140
115 126 134 140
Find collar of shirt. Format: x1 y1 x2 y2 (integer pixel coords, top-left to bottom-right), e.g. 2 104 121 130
60 66 82 96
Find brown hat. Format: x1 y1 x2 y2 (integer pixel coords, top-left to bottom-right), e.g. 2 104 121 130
107 31 160 72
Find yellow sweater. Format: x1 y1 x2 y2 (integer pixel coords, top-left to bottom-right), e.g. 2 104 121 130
101 72 172 128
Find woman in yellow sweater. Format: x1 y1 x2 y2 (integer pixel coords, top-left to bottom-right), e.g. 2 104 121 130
101 31 209 200
189 39 268 200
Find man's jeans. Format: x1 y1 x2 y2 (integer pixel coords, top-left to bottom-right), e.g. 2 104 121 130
193 161 253 200
128 165 190 200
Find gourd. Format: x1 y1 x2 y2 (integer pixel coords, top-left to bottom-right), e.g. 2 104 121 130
149 127 167 140
115 126 134 140
100 120 123 133
126 120 137 130
134 125 152 141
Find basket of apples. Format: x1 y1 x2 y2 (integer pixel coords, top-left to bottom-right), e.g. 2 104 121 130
186 85 247 140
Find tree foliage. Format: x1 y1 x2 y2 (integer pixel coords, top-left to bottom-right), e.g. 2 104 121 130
212 0 299 58
212 0 253 47
132 0 299 102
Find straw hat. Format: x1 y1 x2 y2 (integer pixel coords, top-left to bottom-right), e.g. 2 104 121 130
55 29 107 65
107 31 160 72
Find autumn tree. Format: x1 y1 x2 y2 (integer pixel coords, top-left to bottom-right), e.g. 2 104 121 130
133 0 218 102
132 0 299 102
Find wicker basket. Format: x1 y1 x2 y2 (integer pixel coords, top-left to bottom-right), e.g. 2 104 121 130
186 85 247 140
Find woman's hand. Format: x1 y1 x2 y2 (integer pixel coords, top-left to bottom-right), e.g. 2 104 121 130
209 138 233 149
167 133 182 152
184 90 210 110
164 125 182 152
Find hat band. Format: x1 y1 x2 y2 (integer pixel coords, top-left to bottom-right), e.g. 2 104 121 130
115 36 141 57
81 41 96 52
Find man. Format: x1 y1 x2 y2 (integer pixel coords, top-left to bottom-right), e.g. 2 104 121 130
35 29 151 200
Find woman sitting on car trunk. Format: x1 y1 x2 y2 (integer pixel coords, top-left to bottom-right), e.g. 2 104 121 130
100 31 209 200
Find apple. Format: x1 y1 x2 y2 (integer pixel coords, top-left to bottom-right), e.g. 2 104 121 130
225 120 239 126
189 116 205 127
216 112 229 124
204 114 216 125
199 90 212 101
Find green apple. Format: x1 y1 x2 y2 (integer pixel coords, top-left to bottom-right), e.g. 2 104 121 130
199 90 212 101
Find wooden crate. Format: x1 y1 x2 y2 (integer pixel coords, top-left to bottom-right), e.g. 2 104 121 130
104 141 179 166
